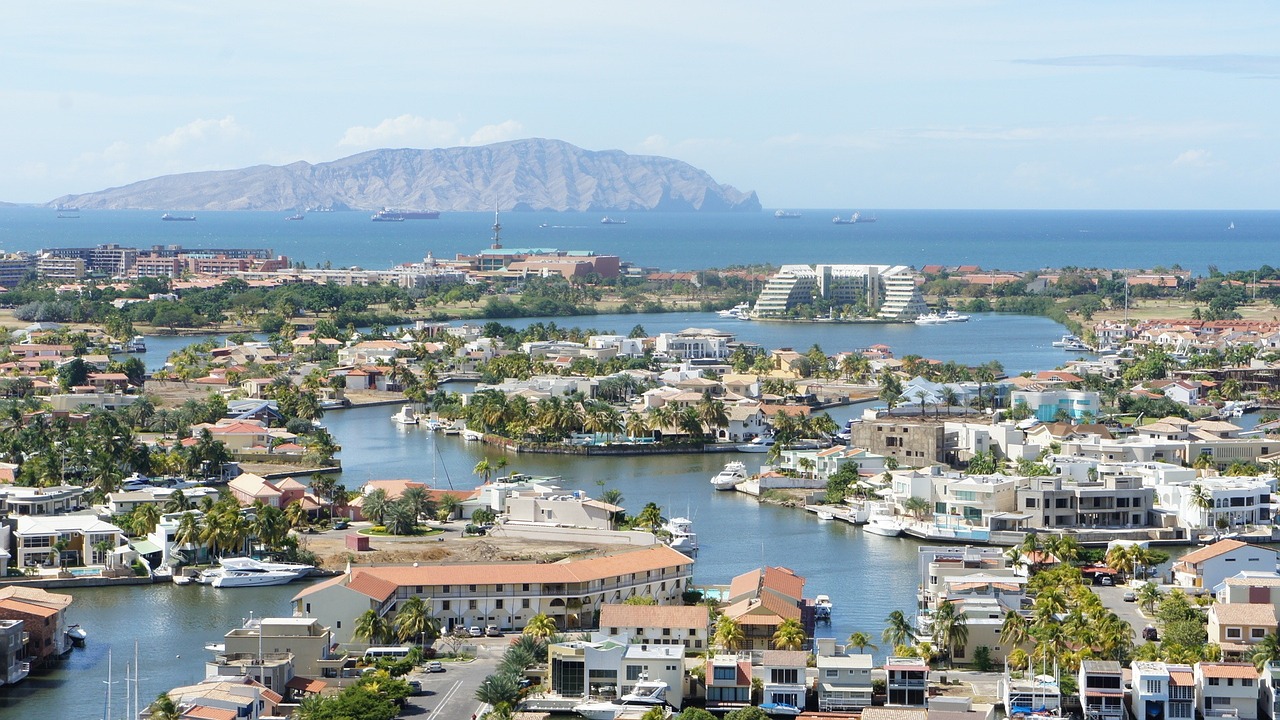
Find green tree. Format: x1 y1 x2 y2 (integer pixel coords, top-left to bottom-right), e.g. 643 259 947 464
354 609 391 646
523 612 557 639
714 615 745 651
772 618 806 650
846 631 877 653
883 609 917 648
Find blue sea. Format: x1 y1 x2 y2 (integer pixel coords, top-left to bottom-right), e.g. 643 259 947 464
0 208 1276 274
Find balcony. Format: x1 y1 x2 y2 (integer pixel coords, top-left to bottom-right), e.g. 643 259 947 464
4 661 30 685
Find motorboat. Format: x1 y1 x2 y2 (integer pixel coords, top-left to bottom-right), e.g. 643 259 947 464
914 313 945 325
864 508 906 537
124 335 147 353
1051 334 1081 348
916 310 970 325
422 418 445 431
814 594 833 620
600 216 628 225
774 209 802 219
941 310 970 323
172 573 193 586
661 516 698 556
760 703 803 716
816 511 835 522
198 557 314 588
736 436 775 453
462 429 484 442
716 302 752 319
66 624 87 647
392 405 419 425
572 678 670 720
710 461 748 490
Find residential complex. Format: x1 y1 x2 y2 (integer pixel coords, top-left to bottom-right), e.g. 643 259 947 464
752 264 928 320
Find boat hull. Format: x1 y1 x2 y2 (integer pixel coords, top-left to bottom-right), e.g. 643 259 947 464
864 521 904 537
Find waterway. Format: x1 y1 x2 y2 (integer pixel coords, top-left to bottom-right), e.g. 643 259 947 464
5 310 1190 718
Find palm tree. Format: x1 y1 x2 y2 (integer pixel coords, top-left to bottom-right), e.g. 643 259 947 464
846 631 877 653
384 501 418 535
883 609 917 649
363 488 390 526
474 673 522 708
931 600 968 667
284 500 308 530
1105 545 1136 580
772 618 806 650
1137 582 1161 613
147 693 182 720
624 412 651 441
523 612 557 639
395 596 439 647
1190 484 1215 528
902 496 931 520
1252 632 1280 670
714 615 745 651
354 609 390 645
635 502 663 532
1000 610 1030 649
473 458 493 483
132 503 162 536
400 486 431 521
174 512 202 561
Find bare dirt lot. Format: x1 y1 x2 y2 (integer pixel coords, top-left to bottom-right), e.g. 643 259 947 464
298 524 612 570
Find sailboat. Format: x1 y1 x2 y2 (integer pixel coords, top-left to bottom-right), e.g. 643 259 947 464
1228 221 1236 230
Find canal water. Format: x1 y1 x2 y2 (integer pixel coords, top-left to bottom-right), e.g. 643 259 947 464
3 311 1145 718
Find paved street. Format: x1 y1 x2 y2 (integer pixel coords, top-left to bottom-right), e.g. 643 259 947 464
1094 583 1153 642
400 636 509 720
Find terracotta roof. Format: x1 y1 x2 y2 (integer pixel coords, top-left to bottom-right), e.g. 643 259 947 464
183 707 237 720
760 649 809 667
728 568 762 600
286 676 328 693
361 479 427 500
1199 663 1259 680
598 603 710 630
0 599 59 618
0 586 72 609
305 545 692 601
1179 539 1251 565
762 566 805 600
1212 603 1278 627
1169 670 1194 686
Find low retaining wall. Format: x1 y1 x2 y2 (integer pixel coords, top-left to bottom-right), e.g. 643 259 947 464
483 434 727 456
489 524 657 546
0 575 155 589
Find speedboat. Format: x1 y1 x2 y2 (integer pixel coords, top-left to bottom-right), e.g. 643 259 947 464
66 624 87 647
462 429 484 442
392 405 419 425
864 508 906 537
814 594 833 620
760 703 803 716
662 517 698 556
600 216 628 225
172 573 193 586
736 436 775 454
816 511 835 522
941 310 970 323
573 679 670 720
710 461 747 490
422 418 445 431
1052 334 1080 348
199 557 314 588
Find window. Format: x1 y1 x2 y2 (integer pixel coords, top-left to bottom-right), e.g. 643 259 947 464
662 628 671 636
522 599 530 609
713 666 737 681
1226 627 1242 639
496 599 504 609
496 584 503 591
610 627 619 635
1208 677 1220 686
469 600 477 610
1025 498 1038 508
443 585 450 593
627 666 643 681
771 668 800 684
523 584 531 592
442 601 451 611
1253 628 1267 639
825 669 839 678
1244 678 1254 687
469 584 477 592
1146 680 1162 694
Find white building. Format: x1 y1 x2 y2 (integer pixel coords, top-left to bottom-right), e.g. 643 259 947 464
816 653 874 711
752 264 927 320
1174 540 1280 590
13 515 125 569
1009 388 1101 422
654 328 735 360
1131 661 1196 720
1196 662 1261 720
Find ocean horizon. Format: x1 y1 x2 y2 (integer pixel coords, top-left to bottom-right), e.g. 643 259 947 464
1 207 1275 275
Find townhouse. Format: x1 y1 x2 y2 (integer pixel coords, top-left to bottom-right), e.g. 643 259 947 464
12 514 126 569
719 566 813 650
1131 661 1197 720
1209 602 1278 661
291 545 693 644
597 603 712 651
816 652 874 711
546 636 686 708
1197 662 1261 720
1174 540 1280 590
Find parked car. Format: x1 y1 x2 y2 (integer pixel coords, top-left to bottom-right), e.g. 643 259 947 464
1099 575 1114 586
408 679 422 695
1123 590 1137 602
332 519 349 530
485 625 501 637
426 661 445 673
468 626 483 637
1143 626 1159 641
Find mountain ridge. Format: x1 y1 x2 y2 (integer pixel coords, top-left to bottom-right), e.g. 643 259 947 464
48 138 761 213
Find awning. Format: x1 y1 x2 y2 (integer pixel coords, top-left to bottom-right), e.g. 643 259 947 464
130 540 162 555
286 676 328 693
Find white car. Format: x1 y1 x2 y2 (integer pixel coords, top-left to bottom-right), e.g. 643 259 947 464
468 626 483 637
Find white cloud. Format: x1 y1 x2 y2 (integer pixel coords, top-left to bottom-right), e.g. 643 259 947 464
338 114 460 149
467 120 523 145
1172 149 1213 167
147 116 243 154
337 116 524 149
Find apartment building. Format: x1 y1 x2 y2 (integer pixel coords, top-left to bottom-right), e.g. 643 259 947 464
1010 389 1101 422
753 264 926 320
292 545 693 644
0 620 29 686
221 617 346 681
597 603 712 651
851 421 946 465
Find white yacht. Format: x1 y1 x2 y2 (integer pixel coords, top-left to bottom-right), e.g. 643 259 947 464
124 335 147 353
462 429 484 442
573 679 670 720
864 508 906 537
661 516 698 556
709 461 748 490
814 594 833 620
391 405 418 425
736 436 775 453
716 302 752 319
197 557 314 588
914 312 945 325
941 310 970 322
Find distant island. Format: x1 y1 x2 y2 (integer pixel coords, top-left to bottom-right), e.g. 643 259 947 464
46 138 761 213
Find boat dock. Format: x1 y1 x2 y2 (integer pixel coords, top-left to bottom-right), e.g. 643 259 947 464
803 505 867 525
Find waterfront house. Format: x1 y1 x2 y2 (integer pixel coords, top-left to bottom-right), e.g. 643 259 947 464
1208 602 1278 661
0 587 71 668
598 603 711 651
291 545 693 644
930 472 1019 527
221 617 346 682
655 328 735 360
503 488 620 531
720 566 813 649
816 653 874 711
0 484 87 516
1009 388 1101 422
1174 540 1279 590
1155 475 1274 531
851 420 947 465
1131 661 1196 720
1017 474 1155 530
706 653 753 712
999 671 1063 717
885 656 930 706
1079 660 1125 720
13 514 125 568
1196 662 1261 720
157 678 282 720
0 620 28 686
758 649 809 710
548 637 625 700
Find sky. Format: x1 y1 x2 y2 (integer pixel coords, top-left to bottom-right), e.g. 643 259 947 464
3 1 1279 209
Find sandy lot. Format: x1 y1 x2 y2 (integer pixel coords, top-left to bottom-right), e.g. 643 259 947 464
297 523 612 570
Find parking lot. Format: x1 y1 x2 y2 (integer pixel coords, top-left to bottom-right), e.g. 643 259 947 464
398 636 511 720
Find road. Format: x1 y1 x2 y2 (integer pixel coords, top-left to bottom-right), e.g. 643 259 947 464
1093 584 1153 641
399 636 509 720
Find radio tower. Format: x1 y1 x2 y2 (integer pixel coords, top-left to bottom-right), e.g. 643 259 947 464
490 208 503 249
